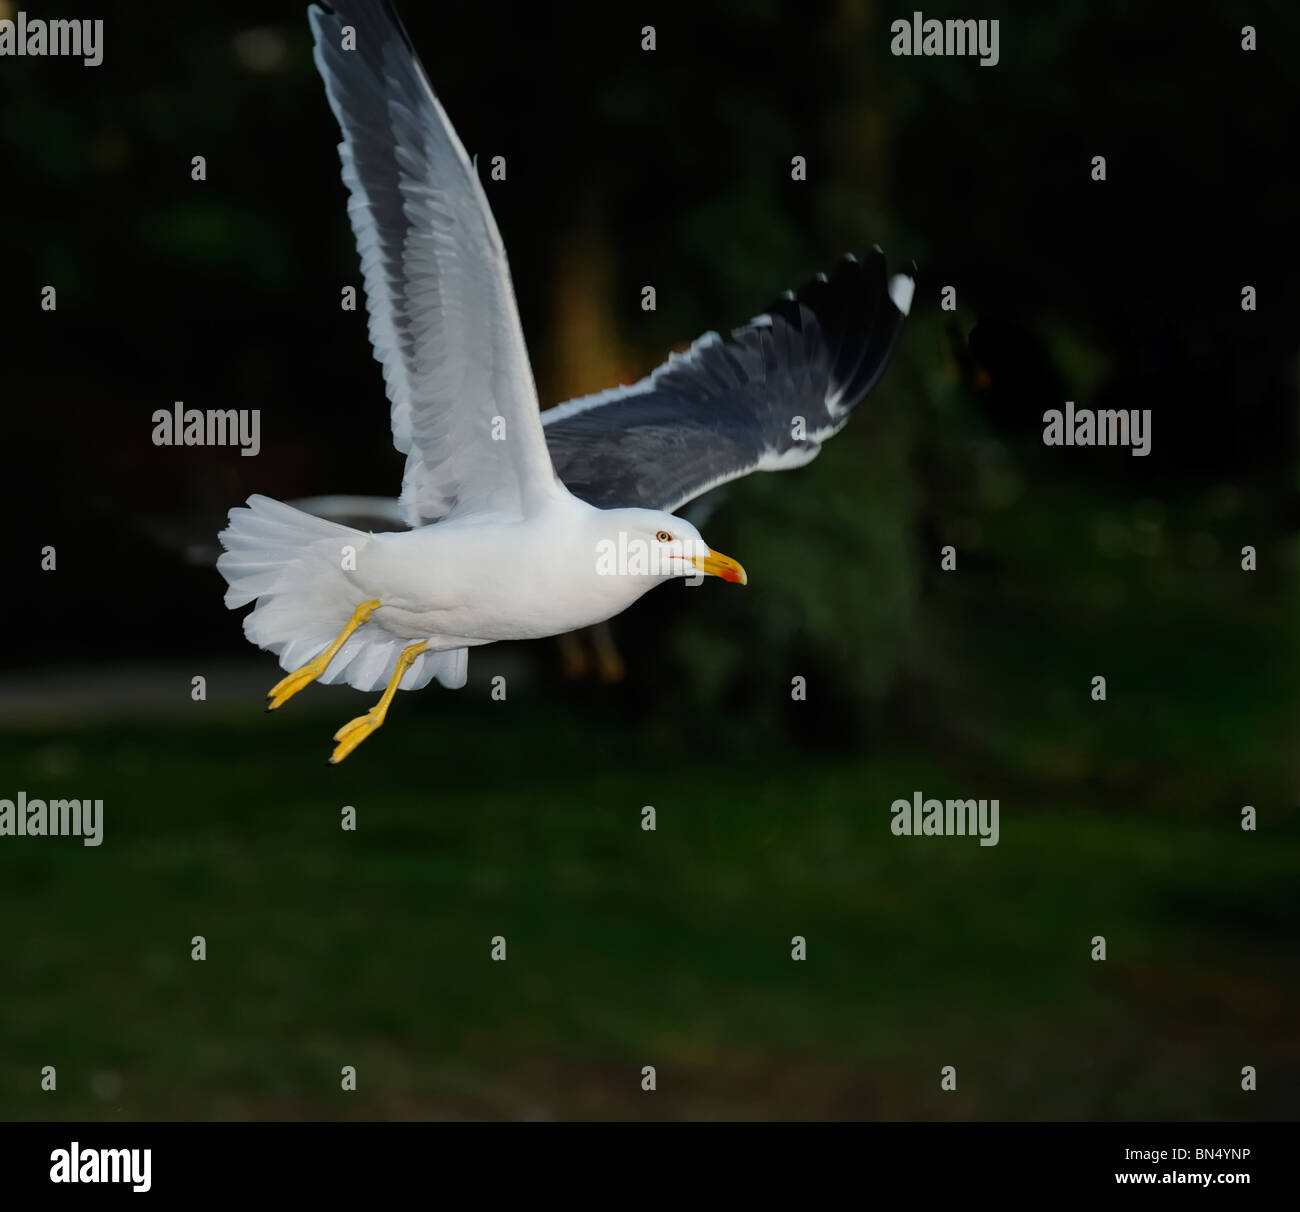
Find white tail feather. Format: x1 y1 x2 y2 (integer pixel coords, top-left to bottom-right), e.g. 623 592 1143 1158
216 494 466 693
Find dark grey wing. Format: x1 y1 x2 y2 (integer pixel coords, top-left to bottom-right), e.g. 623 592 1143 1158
540 250 914 513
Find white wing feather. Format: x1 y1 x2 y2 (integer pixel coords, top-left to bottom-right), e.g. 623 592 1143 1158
309 1 560 524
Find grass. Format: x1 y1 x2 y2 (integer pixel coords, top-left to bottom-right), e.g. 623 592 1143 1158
1 683 1295 1120
2 461 1294 1120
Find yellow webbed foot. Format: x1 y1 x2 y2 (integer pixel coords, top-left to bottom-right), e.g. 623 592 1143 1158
266 599 381 711
329 706 387 764
267 662 328 712
327 640 428 765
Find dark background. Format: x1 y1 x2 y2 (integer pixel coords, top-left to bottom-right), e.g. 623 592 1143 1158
0 0 1296 1119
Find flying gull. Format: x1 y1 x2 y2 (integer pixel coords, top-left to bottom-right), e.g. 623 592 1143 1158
217 0 914 762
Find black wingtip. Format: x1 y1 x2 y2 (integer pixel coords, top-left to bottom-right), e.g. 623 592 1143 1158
787 248 913 412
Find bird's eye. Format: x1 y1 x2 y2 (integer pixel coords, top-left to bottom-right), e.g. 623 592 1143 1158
655 530 673 543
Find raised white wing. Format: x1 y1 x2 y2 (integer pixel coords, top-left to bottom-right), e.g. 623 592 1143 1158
309 0 561 524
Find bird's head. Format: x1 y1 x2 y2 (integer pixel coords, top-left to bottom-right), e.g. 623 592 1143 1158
593 508 748 585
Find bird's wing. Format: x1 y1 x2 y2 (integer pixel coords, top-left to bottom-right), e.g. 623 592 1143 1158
309 0 559 525
536 251 914 514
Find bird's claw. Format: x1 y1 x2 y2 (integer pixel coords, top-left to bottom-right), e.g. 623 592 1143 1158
267 662 327 711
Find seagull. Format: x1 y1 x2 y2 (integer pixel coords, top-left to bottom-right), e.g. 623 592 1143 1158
217 0 914 763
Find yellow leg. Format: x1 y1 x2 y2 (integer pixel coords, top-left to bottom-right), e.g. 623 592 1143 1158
329 640 429 765
266 599 381 711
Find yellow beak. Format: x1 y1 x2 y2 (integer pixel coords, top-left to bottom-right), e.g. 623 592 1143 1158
689 547 748 585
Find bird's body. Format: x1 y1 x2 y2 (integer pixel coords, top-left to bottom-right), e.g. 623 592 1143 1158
216 0 911 760
274 497 712 645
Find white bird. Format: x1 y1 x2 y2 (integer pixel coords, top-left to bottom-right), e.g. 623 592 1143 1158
217 0 912 763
